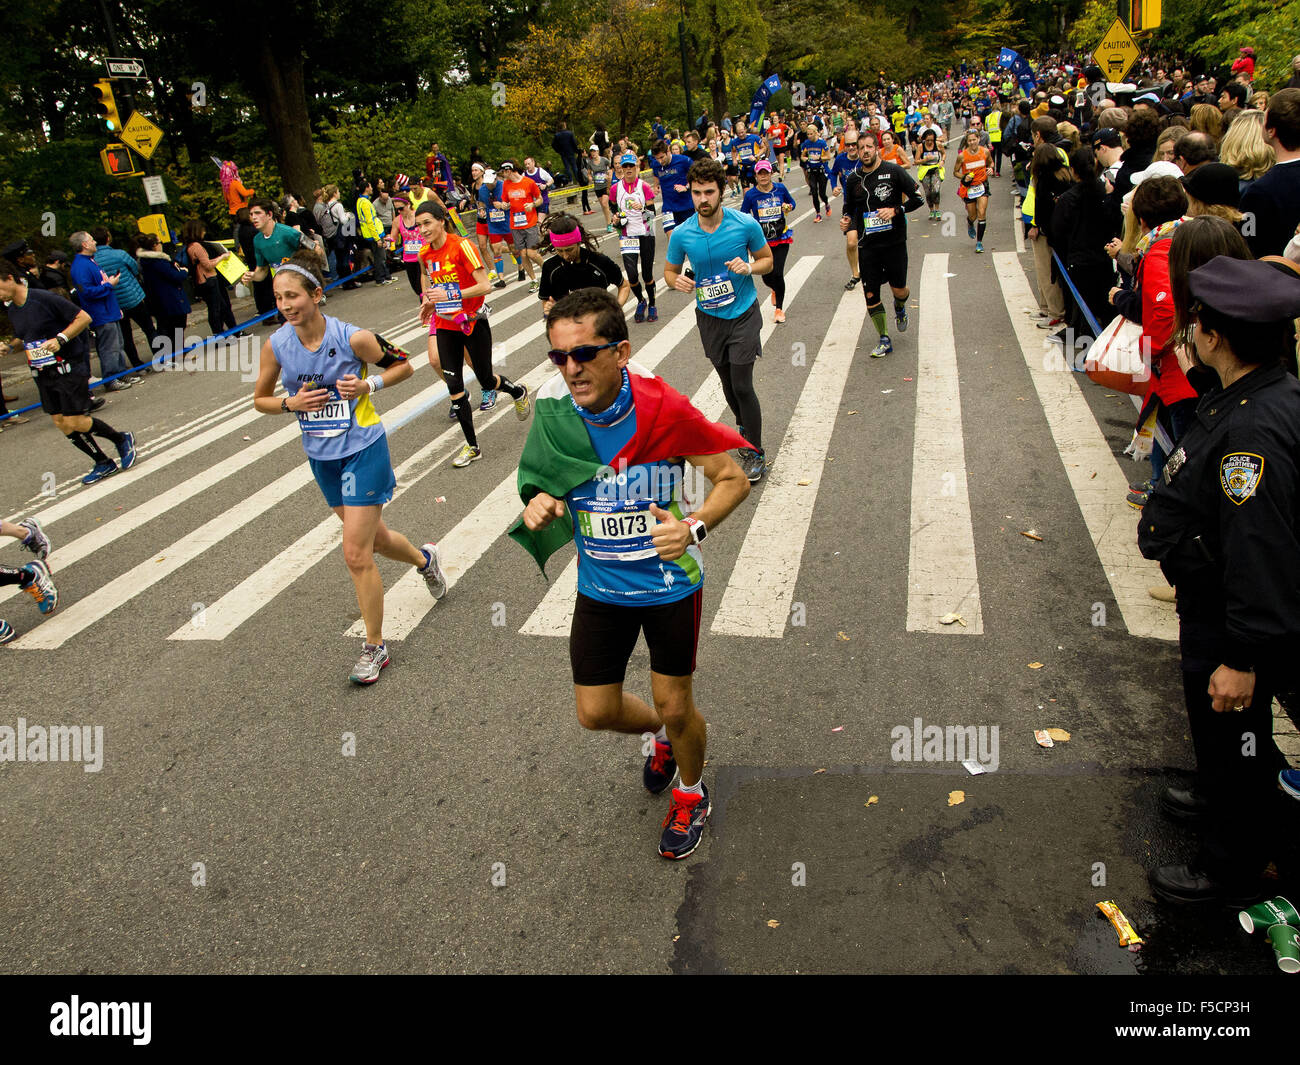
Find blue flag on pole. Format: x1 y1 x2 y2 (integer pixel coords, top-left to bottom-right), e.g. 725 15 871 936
998 47 1038 96
749 74 782 126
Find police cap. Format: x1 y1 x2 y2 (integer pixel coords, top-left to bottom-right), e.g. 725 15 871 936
1189 256 1300 322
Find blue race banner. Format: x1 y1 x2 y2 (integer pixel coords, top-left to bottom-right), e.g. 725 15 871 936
749 74 783 125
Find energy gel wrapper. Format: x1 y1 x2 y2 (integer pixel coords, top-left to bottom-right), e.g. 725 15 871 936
1097 900 1144 947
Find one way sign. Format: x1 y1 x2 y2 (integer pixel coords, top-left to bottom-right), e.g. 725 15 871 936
105 57 148 79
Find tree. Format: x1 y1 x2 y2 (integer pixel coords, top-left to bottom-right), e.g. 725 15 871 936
498 0 676 138
1198 0 1300 89
685 0 768 120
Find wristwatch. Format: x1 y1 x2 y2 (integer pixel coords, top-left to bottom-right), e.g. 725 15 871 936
281 398 290 413
684 517 707 544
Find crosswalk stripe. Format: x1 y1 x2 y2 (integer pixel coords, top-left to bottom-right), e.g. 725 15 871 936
711 285 867 637
159 289 641 641
518 254 823 638
993 252 1176 641
167 361 516 642
907 254 983 633
12 463 317 649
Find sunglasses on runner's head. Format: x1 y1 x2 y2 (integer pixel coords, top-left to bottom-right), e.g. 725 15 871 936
546 340 621 367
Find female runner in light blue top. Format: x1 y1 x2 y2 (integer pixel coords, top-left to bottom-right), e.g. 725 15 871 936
251 252 447 685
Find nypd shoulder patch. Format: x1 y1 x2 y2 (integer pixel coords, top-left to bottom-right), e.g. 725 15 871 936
1220 452 1264 505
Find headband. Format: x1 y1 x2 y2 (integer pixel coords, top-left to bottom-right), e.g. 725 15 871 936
550 228 583 248
275 263 321 289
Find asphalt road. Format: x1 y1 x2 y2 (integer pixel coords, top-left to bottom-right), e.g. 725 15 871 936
0 146 1294 976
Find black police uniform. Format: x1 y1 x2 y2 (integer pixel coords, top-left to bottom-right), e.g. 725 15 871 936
1139 346 1300 888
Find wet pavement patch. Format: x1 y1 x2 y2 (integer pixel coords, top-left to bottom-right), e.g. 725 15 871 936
671 766 1289 975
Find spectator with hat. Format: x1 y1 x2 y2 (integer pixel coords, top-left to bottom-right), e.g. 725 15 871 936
1231 46 1256 81
1182 162 1244 226
1241 89 1300 258
1139 254 1300 905
0 240 43 290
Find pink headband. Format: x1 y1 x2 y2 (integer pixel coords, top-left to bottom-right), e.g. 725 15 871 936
550 228 583 248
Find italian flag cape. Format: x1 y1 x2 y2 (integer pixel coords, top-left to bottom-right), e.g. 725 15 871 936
509 362 749 575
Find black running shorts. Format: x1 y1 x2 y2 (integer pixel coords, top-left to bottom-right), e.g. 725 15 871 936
36 369 92 416
857 240 909 296
569 588 703 686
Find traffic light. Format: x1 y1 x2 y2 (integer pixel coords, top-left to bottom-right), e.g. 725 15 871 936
91 78 122 133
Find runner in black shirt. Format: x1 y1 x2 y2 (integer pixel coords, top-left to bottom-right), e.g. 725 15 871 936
538 215 631 314
840 132 924 358
0 261 137 483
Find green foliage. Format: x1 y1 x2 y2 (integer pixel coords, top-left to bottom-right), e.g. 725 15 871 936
316 87 541 187
1069 0 1117 53
12 0 1288 260
1198 0 1300 89
2 140 153 248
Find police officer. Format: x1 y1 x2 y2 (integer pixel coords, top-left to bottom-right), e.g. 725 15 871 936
1139 256 1300 905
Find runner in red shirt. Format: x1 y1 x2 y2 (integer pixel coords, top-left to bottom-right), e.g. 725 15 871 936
767 114 790 174
415 202 532 468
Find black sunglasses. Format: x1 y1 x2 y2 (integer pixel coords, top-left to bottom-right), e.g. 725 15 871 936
546 340 621 367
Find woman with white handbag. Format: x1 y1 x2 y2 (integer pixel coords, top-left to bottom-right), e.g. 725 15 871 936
1107 174 1195 508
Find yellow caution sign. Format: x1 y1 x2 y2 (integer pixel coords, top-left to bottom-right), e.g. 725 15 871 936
121 111 164 160
1093 18 1142 83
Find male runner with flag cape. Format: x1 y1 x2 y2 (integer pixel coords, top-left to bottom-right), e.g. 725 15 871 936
510 288 751 859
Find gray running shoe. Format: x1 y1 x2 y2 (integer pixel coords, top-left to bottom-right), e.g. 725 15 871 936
452 444 482 468
18 518 49 560
419 542 447 599
349 642 390 685
513 383 531 420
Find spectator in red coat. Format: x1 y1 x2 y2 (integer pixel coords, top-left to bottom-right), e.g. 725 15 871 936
1108 176 1194 503
1231 46 1256 81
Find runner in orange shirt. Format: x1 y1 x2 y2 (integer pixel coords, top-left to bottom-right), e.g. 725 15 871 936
494 161 544 292
415 202 532 468
878 130 913 169
955 129 993 252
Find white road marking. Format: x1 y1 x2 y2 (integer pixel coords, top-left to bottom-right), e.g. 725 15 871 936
907 254 983 633
711 284 866 637
994 251 1176 641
